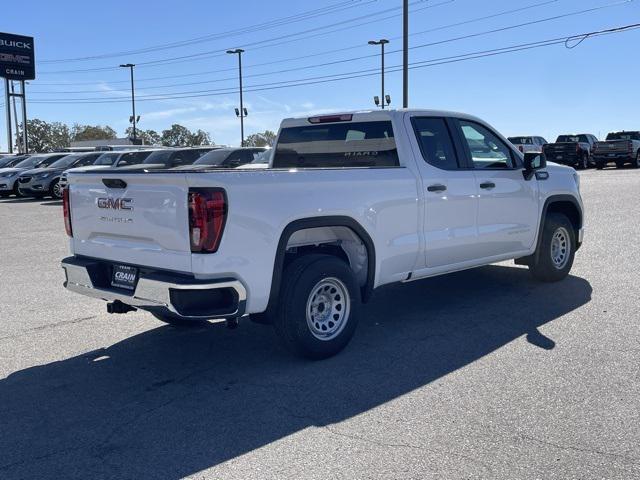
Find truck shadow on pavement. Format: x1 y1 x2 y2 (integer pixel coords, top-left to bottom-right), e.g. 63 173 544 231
0 265 592 479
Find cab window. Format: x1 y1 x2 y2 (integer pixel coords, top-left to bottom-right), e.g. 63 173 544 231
458 120 515 170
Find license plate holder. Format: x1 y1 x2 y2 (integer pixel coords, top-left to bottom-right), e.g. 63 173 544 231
111 264 138 290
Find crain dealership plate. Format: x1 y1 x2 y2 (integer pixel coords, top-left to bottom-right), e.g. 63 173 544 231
111 264 138 290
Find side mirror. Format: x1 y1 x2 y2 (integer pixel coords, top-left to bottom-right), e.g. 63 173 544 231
523 152 546 180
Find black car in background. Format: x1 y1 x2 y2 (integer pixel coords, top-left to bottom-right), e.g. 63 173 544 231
132 147 219 170
543 134 599 169
178 147 268 169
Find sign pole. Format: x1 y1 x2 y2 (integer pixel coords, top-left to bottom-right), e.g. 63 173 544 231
4 78 12 153
20 80 27 153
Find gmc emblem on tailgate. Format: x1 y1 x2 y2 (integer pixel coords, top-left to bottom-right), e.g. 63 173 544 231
97 197 133 210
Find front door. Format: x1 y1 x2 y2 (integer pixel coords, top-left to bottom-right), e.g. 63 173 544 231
455 119 539 259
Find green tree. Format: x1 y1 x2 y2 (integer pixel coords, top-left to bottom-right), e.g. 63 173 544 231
71 124 117 141
188 129 212 146
23 118 71 152
161 124 192 146
244 130 277 147
125 127 161 145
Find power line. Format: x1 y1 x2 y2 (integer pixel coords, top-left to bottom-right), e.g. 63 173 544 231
38 0 439 74
30 0 633 96
32 0 561 86
28 22 640 104
39 0 374 63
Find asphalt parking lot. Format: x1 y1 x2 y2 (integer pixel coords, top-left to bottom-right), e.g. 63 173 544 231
0 169 639 479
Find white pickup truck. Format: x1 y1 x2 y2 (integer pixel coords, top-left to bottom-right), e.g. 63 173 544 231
61 110 584 359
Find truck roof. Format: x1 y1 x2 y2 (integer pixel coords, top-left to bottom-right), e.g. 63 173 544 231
280 109 486 128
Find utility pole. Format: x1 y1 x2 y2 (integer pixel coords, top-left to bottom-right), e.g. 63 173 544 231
227 48 246 147
368 39 390 109
4 79 12 153
10 81 21 153
119 63 137 141
403 0 409 108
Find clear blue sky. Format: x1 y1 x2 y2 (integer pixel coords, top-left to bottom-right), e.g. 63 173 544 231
1 0 639 149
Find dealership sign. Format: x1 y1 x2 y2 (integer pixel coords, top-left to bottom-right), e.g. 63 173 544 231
0 32 35 80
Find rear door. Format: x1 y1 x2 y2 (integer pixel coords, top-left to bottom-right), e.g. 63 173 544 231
454 119 538 259
69 172 192 272
406 115 479 268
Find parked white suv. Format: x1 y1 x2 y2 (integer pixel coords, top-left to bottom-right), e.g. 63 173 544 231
61 110 584 359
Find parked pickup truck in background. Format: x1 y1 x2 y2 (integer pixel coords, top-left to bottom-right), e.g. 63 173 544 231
592 131 640 169
543 134 598 170
61 110 584 359
508 136 548 153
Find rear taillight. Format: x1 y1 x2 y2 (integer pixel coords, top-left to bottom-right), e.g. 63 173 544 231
188 188 227 253
576 144 580 153
628 141 633 152
63 187 72 237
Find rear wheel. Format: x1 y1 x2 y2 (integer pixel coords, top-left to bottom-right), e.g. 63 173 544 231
274 254 360 359
529 213 576 282
595 161 604 170
632 151 640 169
615 160 624 169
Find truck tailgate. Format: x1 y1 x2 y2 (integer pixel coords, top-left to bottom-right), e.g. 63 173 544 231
68 172 192 272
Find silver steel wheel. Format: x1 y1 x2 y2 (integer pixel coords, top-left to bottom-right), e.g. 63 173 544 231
52 181 63 199
550 227 570 270
306 277 350 341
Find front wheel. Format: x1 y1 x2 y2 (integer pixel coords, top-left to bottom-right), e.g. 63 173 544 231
274 254 360 359
632 151 640 169
529 213 576 282
50 179 63 199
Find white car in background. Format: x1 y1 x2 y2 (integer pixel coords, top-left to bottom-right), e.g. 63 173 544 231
0 153 70 197
508 136 548 153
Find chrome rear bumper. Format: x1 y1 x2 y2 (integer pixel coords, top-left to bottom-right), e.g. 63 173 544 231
61 256 246 320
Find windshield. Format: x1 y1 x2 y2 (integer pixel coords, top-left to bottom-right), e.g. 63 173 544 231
508 137 533 145
116 150 153 166
556 135 588 143
606 132 640 141
15 155 49 168
193 150 231 166
94 152 121 166
0 156 25 167
49 154 82 169
143 150 173 165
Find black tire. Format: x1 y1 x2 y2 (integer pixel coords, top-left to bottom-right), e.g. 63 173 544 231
615 160 624 169
274 254 360 360
579 154 588 170
152 312 208 328
595 161 604 170
529 213 576 282
12 182 21 197
632 151 640 169
49 179 63 199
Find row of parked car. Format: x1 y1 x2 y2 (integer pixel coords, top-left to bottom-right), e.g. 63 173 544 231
508 130 640 170
0 146 269 199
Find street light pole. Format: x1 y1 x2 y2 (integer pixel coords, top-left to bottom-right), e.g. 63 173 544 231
368 39 389 109
119 63 137 141
227 49 246 147
403 0 409 108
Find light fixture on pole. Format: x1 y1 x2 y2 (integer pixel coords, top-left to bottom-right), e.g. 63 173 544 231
119 63 137 142
368 39 390 109
227 48 246 147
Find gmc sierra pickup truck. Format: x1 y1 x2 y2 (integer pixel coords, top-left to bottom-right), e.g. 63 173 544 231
543 134 598 170
61 110 584 359
592 131 640 169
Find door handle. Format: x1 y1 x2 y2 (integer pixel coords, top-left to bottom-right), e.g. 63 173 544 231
479 181 496 190
427 184 447 193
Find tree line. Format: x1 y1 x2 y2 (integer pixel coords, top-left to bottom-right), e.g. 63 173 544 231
20 118 276 152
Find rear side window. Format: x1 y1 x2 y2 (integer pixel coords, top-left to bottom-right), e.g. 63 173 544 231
273 121 399 168
412 117 459 170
